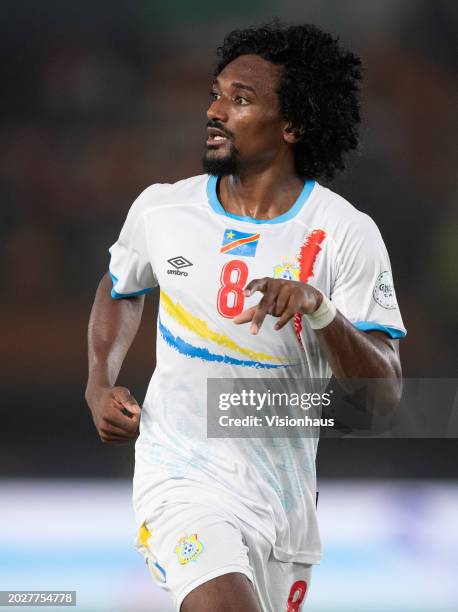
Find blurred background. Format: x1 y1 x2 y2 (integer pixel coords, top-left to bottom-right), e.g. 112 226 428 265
0 0 457 610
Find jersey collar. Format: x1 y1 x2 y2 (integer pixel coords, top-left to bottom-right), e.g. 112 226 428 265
206 175 315 225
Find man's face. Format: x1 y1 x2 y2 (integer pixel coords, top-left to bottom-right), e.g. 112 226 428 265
202 54 287 176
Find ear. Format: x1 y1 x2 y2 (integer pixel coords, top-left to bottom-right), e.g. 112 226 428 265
283 122 303 144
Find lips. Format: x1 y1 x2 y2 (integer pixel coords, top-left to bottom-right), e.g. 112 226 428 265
206 127 230 146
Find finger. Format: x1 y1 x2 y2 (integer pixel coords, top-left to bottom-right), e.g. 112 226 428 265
104 409 140 433
100 420 137 438
267 296 278 316
244 277 269 297
274 305 297 330
273 285 292 317
250 296 272 335
115 391 141 416
100 433 134 444
113 388 142 416
99 420 138 442
121 406 137 418
250 279 282 333
104 419 139 439
233 305 257 325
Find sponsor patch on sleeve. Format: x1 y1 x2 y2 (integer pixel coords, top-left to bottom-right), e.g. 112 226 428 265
373 271 398 309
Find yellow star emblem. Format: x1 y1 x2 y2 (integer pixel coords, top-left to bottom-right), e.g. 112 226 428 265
226 231 234 239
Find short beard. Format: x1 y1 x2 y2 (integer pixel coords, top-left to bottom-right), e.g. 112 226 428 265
202 148 239 177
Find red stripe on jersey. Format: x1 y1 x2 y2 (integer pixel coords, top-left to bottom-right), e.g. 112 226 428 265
294 229 326 346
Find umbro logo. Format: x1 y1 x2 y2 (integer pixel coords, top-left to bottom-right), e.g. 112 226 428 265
167 256 193 277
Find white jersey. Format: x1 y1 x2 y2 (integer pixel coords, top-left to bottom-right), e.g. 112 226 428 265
109 174 406 564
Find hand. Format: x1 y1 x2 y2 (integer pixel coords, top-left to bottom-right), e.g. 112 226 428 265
85 385 141 443
233 277 323 335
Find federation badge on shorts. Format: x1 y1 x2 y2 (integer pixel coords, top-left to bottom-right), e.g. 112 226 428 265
174 534 204 564
220 229 260 257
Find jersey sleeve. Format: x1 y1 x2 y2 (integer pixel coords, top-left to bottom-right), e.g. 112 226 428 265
108 187 158 299
330 215 406 339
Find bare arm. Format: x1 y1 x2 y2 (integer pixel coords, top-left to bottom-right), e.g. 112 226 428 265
315 311 402 412
314 312 401 379
85 272 145 443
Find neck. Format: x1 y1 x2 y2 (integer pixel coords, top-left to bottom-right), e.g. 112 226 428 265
218 159 305 220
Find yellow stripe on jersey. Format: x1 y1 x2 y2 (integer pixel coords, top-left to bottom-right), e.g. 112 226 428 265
160 290 288 364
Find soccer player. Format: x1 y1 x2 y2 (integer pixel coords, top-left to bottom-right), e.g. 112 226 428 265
85 23 406 612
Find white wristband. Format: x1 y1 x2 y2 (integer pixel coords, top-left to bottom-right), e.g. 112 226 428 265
304 293 337 330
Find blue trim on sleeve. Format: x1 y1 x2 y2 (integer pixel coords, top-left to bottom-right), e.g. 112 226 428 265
109 272 153 299
353 321 406 339
206 175 315 224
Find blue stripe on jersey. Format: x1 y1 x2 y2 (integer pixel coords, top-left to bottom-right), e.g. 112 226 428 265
159 318 295 369
206 175 315 224
353 321 406 339
109 271 153 299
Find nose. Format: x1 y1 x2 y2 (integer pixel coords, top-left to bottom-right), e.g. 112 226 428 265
207 95 228 123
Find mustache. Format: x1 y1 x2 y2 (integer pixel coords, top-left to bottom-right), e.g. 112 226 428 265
206 120 233 140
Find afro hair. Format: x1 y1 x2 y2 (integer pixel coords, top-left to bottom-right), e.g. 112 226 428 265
215 22 362 181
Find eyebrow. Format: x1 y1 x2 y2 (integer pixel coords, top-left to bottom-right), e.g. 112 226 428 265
231 81 256 94
213 79 257 95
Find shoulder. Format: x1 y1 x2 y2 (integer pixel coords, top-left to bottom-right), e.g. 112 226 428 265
129 174 208 217
312 182 384 245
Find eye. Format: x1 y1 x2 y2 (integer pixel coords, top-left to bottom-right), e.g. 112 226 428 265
209 91 220 101
234 95 249 105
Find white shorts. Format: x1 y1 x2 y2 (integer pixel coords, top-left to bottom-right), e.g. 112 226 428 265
134 497 312 611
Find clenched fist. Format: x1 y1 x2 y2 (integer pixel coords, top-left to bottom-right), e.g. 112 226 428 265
85 385 141 443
